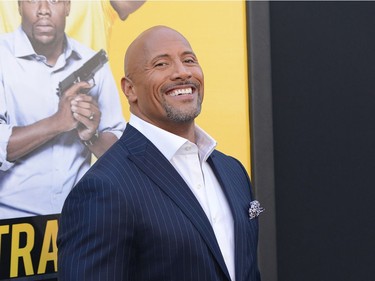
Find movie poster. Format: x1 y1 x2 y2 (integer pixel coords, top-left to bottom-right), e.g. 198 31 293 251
0 1 249 279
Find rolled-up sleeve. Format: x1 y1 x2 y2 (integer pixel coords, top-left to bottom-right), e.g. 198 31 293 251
95 64 126 139
0 78 14 171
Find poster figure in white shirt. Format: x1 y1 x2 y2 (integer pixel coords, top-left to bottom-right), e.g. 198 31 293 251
0 0 126 219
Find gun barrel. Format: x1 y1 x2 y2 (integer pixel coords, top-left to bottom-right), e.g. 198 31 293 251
57 49 108 97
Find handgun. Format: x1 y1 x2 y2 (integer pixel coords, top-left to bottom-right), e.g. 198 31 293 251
56 49 108 97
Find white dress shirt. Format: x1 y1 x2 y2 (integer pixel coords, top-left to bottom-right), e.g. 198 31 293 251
0 27 126 219
129 114 236 281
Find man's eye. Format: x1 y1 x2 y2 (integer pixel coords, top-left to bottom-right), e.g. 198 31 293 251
184 58 197 64
154 62 168 67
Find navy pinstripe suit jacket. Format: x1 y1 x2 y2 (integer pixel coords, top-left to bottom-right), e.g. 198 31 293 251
57 124 261 281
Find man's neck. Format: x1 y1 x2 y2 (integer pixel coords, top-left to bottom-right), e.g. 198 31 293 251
158 122 196 143
31 37 65 66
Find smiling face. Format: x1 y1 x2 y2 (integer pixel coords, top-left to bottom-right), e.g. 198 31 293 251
18 0 70 51
122 26 204 134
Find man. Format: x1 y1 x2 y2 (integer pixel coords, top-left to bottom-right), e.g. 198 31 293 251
0 0 146 51
57 26 261 281
0 0 126 219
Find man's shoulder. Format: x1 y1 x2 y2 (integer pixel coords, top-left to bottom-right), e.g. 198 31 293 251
0 32 15 51
90 126 147 168
0 31 13 40
211 149 234 160
211 149 246 169
66 36 97 59
80 139 132 185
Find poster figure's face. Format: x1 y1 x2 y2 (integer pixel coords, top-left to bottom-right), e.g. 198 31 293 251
18 0 70 47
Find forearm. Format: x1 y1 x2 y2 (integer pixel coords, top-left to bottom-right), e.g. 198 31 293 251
6 115 68 162
85 131 118 158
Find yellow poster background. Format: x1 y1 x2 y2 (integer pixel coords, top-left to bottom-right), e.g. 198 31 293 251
0 0 250 172
109 0 251 173
0 1 250 278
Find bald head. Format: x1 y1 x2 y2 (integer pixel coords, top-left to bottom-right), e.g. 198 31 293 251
124 26 192 79
121 25 204 140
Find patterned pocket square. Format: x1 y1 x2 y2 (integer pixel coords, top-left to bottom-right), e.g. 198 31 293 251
249 200 265 219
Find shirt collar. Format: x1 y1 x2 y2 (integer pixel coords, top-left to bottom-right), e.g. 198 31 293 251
14 26 81 61
129 114 217 163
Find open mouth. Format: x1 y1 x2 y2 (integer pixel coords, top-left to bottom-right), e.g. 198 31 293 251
168 87 193 97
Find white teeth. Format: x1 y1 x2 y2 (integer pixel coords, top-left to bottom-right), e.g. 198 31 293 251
169 88 193 97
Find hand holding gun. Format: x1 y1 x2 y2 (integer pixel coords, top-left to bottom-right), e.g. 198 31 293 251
56 49 108 97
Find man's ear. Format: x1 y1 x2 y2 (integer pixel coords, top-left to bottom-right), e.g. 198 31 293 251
18 1 22 16
65 0 71 16
121 76 137 103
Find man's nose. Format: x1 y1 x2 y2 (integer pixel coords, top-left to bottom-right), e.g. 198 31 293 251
171 61 192 80
37 1 51 16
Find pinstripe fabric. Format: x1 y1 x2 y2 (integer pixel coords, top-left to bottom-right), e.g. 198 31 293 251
57 125 261 281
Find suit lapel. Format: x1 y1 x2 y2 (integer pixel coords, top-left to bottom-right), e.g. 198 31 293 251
208 152 251 281
121 125 231 280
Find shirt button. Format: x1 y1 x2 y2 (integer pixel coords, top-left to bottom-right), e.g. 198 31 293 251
197 184 202 189
185 146 191 151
